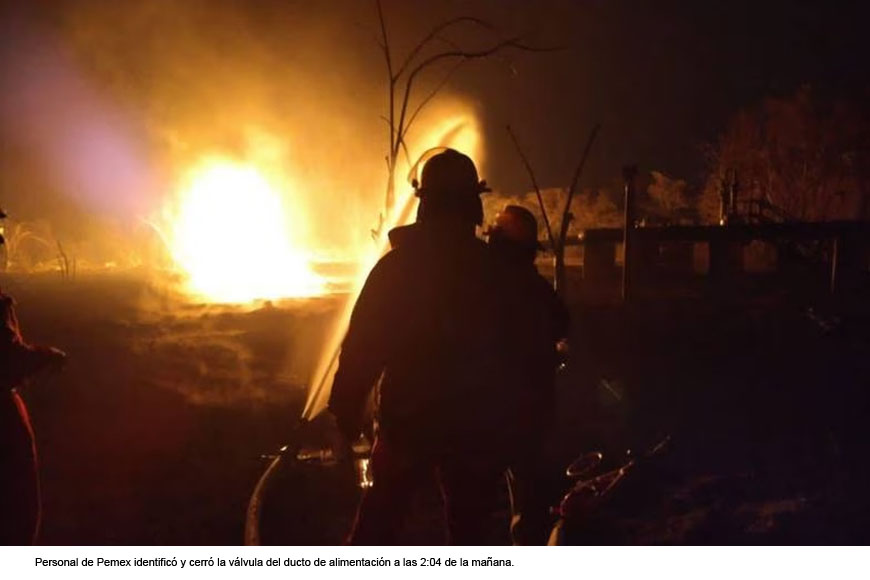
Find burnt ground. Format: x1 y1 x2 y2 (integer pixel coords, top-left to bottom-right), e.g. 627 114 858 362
7 271 330 545
5 268 870 545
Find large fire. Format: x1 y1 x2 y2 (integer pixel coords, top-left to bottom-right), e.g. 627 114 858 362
166 158 324 303
160 107 481 310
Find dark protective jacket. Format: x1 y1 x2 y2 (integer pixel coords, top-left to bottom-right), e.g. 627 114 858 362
495 257 569 439
491 256 569 545
329 223 509 454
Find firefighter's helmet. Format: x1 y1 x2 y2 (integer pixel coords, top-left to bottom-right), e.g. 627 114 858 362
413 149 490 225
487 205 542 250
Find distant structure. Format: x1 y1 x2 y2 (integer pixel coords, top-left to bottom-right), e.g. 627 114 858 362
560 175 870 303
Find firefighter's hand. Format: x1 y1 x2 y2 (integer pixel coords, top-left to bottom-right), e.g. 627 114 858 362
332 436 355 465
325 411 357 464
25 345 66 377
41 346 67 373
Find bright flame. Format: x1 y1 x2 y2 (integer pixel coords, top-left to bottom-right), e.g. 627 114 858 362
167 158 324 303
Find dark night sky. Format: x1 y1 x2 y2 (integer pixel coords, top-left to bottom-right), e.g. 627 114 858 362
223 0 870 191
439 0 869 191
4 0 869 201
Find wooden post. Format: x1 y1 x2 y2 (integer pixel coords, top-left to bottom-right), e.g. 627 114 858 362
583 238 617 282
622 165 637 303
728 170 739 222
554 246 566 297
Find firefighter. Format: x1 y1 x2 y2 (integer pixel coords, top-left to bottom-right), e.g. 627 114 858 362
328 149 513 545
0 288 66 544
486 205 570 545
1 208 8 272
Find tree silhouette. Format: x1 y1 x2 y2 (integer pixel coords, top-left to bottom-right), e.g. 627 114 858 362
703 86 869 223
373 0 554 238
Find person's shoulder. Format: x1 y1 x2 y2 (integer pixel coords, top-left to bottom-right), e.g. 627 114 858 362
367 243 418 282
369 248 402 276
387 224 418 249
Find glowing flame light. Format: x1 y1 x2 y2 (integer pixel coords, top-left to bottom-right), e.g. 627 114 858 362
167 158 324 303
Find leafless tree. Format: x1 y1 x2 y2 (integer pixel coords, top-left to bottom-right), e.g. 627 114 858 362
507 123 600 296
703 86 869 223
372 0 554 238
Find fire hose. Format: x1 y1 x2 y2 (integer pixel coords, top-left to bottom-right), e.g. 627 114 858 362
243 184 420 545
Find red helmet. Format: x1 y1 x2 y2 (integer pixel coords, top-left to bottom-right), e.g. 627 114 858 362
487 205 542 250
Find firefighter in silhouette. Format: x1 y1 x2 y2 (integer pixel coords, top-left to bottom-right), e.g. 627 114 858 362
0 208 7 272
486 205 569 545
328 149 517 545
0 287 66 544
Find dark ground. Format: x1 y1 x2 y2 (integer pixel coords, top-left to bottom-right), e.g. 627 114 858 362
553 266 870 544
7 271 326 544
5 266 870 545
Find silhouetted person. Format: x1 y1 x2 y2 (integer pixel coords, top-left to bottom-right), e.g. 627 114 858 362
0 287 65 545
329 149 514 545
0 209 7 272
486 205 569 545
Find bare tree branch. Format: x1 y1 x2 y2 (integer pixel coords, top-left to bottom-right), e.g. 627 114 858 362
376 0 393 75
394 38 554 159
380 116 413 167
376 0 396 166
506 125 557 251
431 34 464 53
558 123 601 247
396 34 465 149
565 124 601 204
394 16 496 80
401 59 464 143
373 0 559 225
408 38 559 81
395 135 412 168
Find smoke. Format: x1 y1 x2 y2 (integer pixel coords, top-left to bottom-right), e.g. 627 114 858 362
1 1 485 274
0 1 489 407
